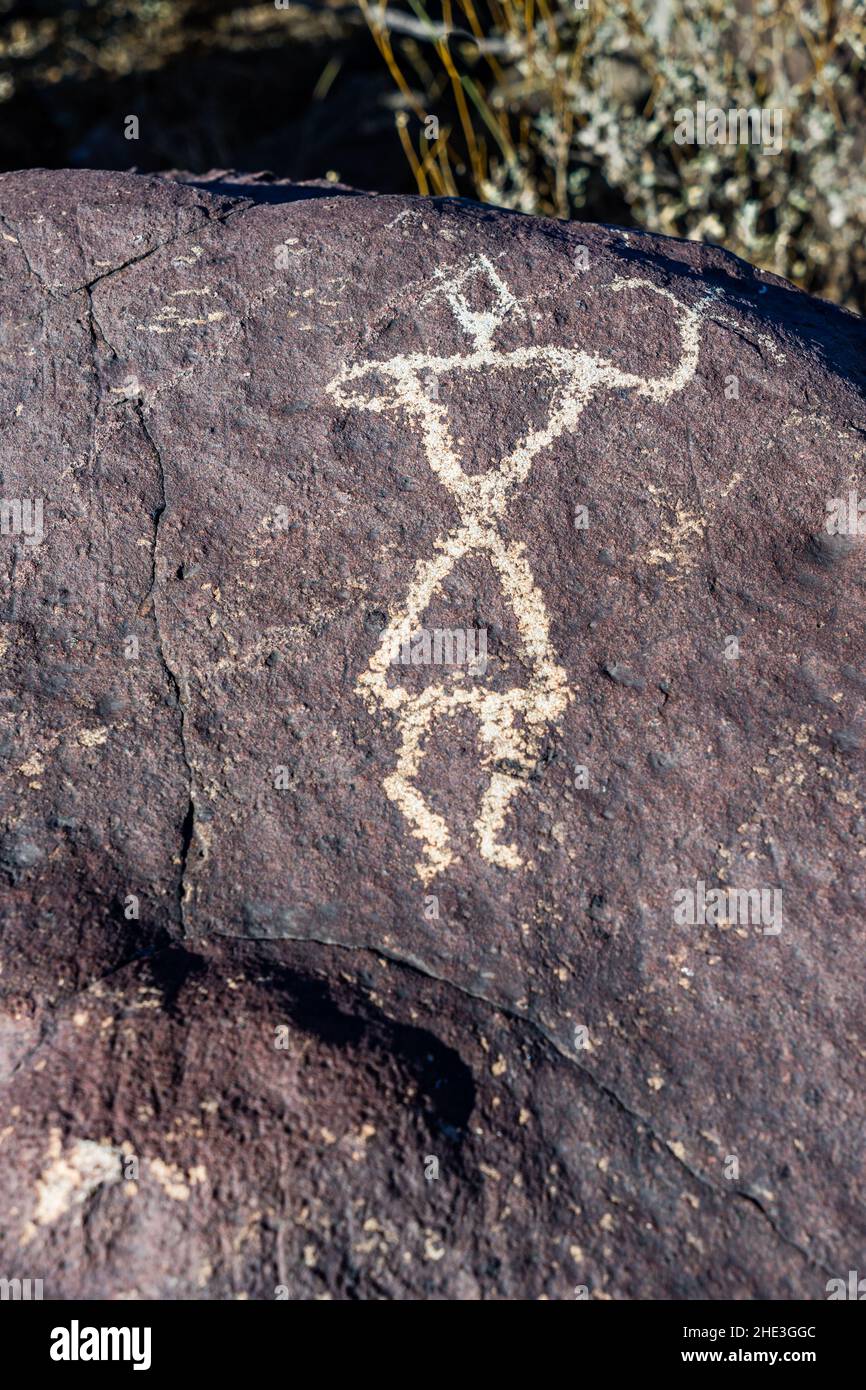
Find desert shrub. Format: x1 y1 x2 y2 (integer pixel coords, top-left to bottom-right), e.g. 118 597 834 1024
359 0 866 311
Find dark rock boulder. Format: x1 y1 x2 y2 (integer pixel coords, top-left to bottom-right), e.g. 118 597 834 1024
0 168 863 1299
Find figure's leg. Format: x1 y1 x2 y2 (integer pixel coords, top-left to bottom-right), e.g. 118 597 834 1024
472 697 535 870
383 696 455 885
359 521 476 705
474 767 528 869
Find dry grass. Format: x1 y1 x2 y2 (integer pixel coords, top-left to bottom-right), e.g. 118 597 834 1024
358 0 866 312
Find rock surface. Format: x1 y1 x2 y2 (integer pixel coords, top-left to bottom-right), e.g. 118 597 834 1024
0 168 864 1300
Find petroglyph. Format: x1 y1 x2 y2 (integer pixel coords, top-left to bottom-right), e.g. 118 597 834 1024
327 256 712 882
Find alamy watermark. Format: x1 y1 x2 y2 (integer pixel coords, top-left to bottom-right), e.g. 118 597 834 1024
389 625 488 676
50 1322 151 1371
826 1270 866 1300
674 101 784 155
673 879 782 935
826 491 866 536
1 497 43 546
0 1276 43 1300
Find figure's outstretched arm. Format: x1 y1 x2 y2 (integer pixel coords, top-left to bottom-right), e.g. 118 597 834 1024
599 277 713 403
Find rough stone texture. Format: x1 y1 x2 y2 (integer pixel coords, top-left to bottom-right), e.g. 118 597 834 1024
0 168 864 1300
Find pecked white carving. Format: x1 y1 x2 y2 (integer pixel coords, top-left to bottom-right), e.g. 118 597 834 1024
327 256 709 882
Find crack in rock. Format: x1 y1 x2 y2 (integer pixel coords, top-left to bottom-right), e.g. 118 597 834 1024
134 403 196 935
221 926 832 1278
